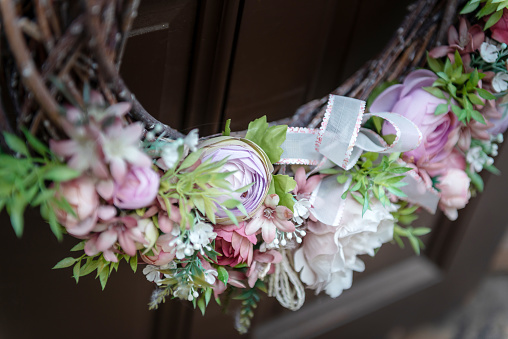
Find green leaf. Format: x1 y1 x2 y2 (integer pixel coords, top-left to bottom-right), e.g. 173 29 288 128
130 254 138 273
386 186 407 197
408 235 421 255
460 0 480 14
31 189 56 207
22 128 51 156
222 119 231 136
48 208 63 241
412 227 431 236
197 297 206 315
319 168 341 175
426 53 443 73
53 257 78 269
467 93 484 106
477 88 496 100
43 165 81 182
99 268 109 290
73 260 81 283
217 266 229 285
178 149 204 172
423 87 446 100
245 116 287 163
485 8 503 30
71 241 86 252
8 198 25 238
434 103 449 115
273 174 296 211
467 168 484 192
79 260 99 277
337 175 349 184
3 132 29 156
205 287 212 306
470 110 486 124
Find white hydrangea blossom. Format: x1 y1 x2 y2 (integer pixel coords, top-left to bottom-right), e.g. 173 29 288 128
188 222 216 251
292 198 312 225
466 145 494 172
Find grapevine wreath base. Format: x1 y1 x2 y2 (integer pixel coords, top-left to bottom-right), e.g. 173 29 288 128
1 0 507 334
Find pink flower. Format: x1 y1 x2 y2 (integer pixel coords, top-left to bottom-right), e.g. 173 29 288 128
370 69 460 166
212 270 247 298
55 176 99 236
425 149 466 177
85 216 148 262
436 169 471 221
113 166 160 209
214 223 257 266
490 9 508 44
294 167 323 199
246 250 282 288
429 17 484 65
101 120 152 182
245 194 295 243
140 233 177 266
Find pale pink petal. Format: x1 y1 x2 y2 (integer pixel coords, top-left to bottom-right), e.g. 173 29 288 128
96 229 118 251
261 223 276 243
96 180 115 200
106 102 131 117
97 205 117 220
264 194 279 209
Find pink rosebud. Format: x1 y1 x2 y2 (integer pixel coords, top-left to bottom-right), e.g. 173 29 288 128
140 233 177 266
436 169 471 221
55 176 99 236
113 167 160 209
215 222 257 267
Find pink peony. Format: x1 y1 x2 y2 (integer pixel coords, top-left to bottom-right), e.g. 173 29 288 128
490 9 508 44
370 69 460 166
436 169 471 221
55 176 99 236
140 233 177 266
113 166 160 209
245 194 295 243
429 17 484 65
214 222 257 266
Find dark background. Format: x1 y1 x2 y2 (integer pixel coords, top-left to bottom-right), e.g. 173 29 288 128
1 1 507 338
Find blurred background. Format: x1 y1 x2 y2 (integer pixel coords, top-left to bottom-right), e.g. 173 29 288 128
1 0 507 338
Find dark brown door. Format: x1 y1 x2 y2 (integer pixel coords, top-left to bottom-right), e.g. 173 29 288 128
1 1 507 339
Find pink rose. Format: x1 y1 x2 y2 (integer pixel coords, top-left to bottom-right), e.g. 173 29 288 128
436 169 471 221
140 233 177 266
214 222 257 267
370 69 459 166
113 166 160 209
55 176 99 236
490 9 508 44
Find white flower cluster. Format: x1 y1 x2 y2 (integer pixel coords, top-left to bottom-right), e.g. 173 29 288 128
171 222 217 259
158 128 199 169
466 135 502 172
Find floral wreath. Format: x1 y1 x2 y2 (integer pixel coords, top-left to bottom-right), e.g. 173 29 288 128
0 0 507 334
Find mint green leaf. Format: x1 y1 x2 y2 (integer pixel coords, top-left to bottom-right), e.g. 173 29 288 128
408 235 421 255
477 88 496 100
205 287 212 306
484 164 501 175
217 266 229 285
99 269 109 290
222 119 231 136
43 165 81 182
434 103 449 115
337 175 348 184
53 257 78 269
319 168 341 175
3 132 29 156
386 186 407 197
412 227 431 236
273 174 296 211
467 168 484 192
130 254 138 273
423 87 446 99
73 260 81 283
178 149 204 172
470 110 486 124
8 198 25 238
197 298 206 315
48 208 63 241
245 116 287 163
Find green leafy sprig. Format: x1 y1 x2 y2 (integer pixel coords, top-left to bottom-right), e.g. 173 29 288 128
425 52 495 124
321 152 411 216
245 116 287 164
0 130 81 240
53 241 138 290
390 202 431 255
158 151 249 228
461 0 508 30
233 280 267 334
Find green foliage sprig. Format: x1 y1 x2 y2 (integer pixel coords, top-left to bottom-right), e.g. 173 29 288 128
53 241 138 290
425 51 495 125
390 202 431 255
461 0 508 30
245 116 287 164
158 151 249 228
0 130 81 240
233 280 266 334
321 152 411 216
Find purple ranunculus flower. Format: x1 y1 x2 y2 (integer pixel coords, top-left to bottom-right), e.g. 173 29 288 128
199 136 273 222
370 69 460 165
113 166 160 209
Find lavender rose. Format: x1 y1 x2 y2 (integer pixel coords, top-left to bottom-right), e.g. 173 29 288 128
199 136 273 221
113 166 160 209
370 69 459 165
